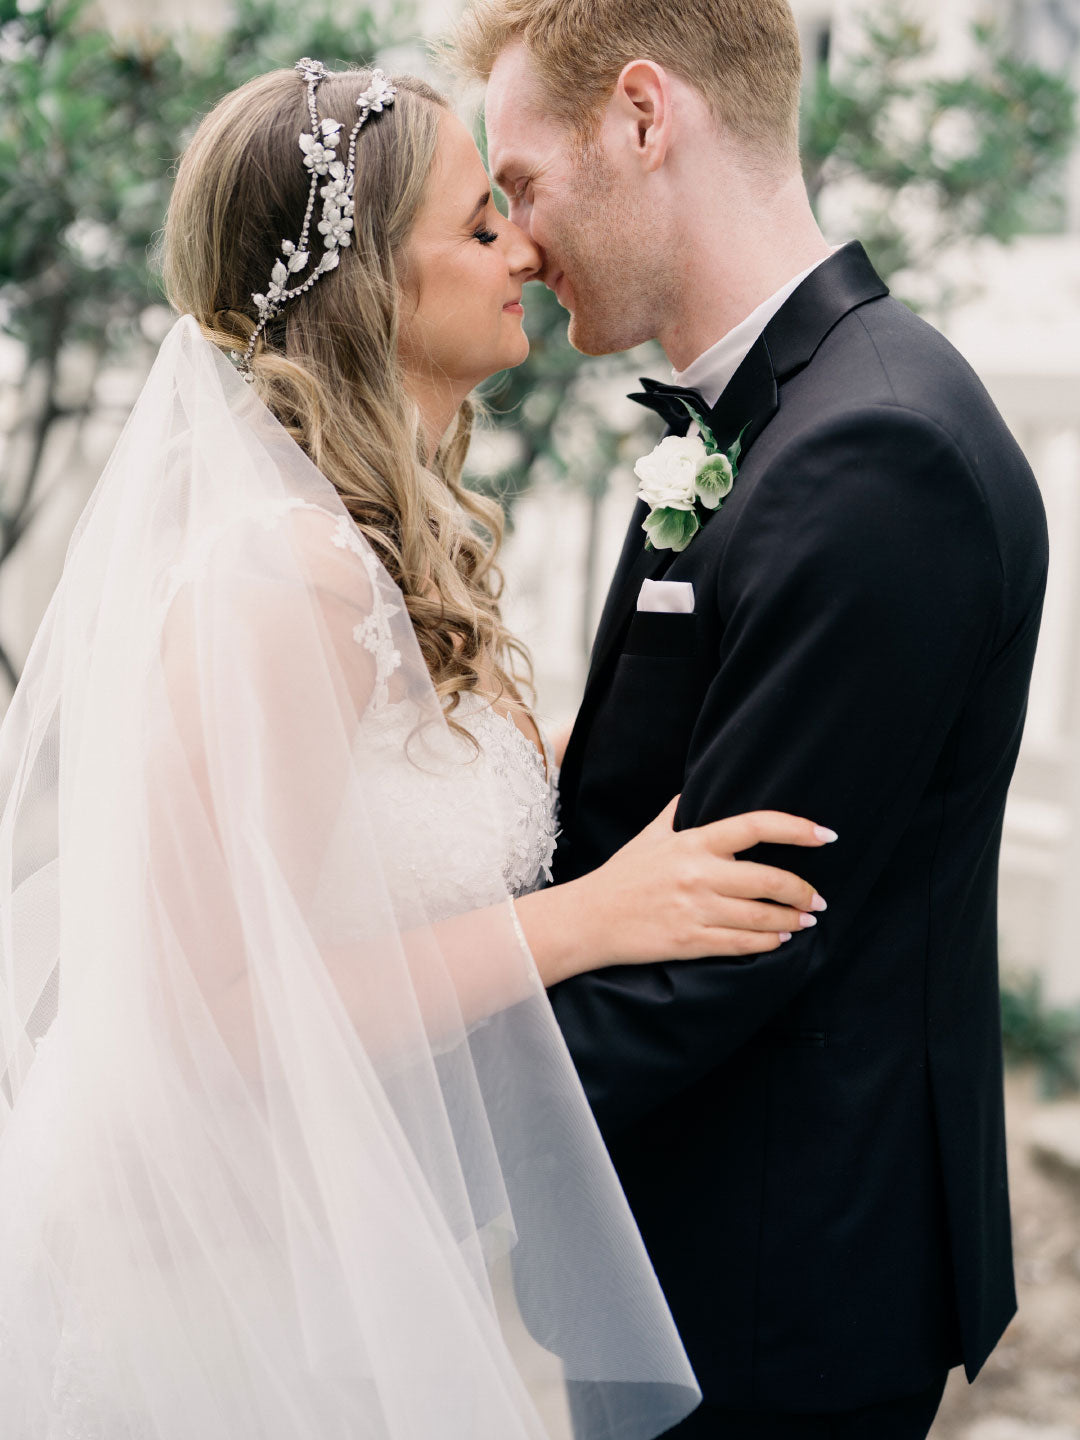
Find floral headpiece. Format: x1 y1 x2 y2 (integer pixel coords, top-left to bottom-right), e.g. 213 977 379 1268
237 58 397 375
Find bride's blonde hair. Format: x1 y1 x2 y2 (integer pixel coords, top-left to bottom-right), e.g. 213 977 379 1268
162 66 531 730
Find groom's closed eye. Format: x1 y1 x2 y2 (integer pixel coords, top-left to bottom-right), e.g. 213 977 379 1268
492 167 531 203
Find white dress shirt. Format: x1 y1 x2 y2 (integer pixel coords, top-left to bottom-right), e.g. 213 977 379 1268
673 254 835 409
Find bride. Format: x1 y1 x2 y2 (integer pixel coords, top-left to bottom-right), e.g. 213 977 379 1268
0 62 830 1439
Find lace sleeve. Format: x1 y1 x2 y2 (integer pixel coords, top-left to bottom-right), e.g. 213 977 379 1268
154 498 542 1059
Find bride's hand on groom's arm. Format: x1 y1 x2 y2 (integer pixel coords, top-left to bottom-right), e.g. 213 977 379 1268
514 798 833 989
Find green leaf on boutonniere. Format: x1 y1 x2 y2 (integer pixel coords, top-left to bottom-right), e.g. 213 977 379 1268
677 399 719 453
642 505 701 553
727 422 750 469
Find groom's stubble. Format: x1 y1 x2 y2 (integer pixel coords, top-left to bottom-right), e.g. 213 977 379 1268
554 138 680 359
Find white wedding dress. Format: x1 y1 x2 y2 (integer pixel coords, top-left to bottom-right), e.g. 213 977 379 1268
357 683 559 918
0 317 699 1440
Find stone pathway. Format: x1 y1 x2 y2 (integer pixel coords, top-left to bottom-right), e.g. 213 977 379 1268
930 1067 1080 1437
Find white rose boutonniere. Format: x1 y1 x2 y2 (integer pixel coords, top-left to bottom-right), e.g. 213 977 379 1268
634 434 707 553
634 401 746 553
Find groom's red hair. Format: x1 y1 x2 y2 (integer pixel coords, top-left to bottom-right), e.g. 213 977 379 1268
450 0 803 167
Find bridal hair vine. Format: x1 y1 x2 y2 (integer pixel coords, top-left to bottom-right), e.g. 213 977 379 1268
236 58 397 375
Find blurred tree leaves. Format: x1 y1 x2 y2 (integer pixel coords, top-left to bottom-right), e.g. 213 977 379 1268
801 5 1077 300
0 0 408 687
1001 973 1080 1099
0 0 1076 682
0 0 405 360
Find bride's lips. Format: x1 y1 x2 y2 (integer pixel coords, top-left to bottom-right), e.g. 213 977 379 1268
502 299 524 315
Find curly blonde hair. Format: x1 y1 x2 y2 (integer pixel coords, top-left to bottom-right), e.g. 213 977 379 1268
162 66 532 736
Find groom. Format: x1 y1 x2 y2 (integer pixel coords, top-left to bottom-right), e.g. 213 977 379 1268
456 1 1048 1435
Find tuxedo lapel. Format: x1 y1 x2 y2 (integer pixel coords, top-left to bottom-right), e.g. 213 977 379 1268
761 240 889 382
566 242 891 786
583 333 780 695
582 506 675 693
702 330 778 458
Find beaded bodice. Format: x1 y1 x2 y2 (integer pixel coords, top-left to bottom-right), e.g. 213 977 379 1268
358 692 558 920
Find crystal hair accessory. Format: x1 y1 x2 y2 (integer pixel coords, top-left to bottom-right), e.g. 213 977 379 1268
236 58 397 375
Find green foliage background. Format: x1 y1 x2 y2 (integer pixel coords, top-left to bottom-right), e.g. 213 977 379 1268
0 0 411 684
800 7 1077 292
0 0 1075 684
1001 974 1080 1098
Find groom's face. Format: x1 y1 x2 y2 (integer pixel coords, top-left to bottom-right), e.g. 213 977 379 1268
486 43 674 357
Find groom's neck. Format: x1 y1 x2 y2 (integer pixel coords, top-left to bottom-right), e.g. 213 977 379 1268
657 169 832 372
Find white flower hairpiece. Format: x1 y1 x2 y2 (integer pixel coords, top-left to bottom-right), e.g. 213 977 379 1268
235 59 397 376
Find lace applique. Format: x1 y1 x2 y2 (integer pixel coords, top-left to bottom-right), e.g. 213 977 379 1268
357 694 558 917
351 543 402 714
0 1298 137 1440
157 499 403 715
157 496 317 624
260 496 309 529
330 512 367 557
462 704 558 896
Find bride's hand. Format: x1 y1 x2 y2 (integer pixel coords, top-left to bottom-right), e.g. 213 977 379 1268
516 798 834 987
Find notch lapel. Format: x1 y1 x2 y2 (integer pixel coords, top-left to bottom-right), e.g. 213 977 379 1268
702 330 779 458
565 242 892 794
583 331 780 696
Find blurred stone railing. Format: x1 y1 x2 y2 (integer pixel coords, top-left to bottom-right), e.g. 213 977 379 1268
992 371 1080 1003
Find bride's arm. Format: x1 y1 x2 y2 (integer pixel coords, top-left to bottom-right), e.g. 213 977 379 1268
517 802 830 989
153 505 826 1063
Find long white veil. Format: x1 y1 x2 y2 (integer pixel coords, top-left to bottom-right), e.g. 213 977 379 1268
0 317 699 1438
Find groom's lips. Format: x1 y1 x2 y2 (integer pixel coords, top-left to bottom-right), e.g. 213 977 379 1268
549 272 570 308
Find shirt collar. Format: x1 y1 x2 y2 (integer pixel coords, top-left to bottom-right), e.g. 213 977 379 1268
673 253 836 409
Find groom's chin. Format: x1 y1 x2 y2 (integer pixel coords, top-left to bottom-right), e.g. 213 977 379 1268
566 313 626 358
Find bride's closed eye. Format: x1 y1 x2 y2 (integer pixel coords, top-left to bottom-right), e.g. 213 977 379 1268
473 226 499 245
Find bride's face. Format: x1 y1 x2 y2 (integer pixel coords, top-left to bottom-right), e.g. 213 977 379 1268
398 110 540 394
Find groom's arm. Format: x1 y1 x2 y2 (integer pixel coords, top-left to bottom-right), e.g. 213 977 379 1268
546 404 1014 1139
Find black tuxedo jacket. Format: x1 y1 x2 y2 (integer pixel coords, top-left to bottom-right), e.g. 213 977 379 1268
548 243 1048 1411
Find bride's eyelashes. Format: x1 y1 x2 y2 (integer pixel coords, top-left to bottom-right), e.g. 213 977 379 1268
473 226 499 245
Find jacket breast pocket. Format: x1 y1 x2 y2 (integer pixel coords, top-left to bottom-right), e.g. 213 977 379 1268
622 611 700 660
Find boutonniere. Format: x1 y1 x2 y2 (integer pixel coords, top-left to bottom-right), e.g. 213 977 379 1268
634 401 746 553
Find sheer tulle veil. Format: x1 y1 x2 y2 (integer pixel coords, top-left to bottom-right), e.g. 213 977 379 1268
0 317 699 1438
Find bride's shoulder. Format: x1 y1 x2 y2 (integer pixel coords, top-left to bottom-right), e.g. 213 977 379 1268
230 497 393 618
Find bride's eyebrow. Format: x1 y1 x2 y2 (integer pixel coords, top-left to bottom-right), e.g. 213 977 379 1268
464 191 491 224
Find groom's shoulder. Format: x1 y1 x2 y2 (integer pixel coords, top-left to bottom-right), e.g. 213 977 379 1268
747 293 1047 587
800 293 1016 466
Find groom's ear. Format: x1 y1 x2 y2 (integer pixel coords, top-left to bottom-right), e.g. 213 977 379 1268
611 60 673 173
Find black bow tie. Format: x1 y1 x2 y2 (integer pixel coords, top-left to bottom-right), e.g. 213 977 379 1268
626 378 711 435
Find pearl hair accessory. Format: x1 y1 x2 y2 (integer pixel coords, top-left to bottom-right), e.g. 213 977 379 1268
236 58 397 375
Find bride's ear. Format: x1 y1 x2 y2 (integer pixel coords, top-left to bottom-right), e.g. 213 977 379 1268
611 60 673 172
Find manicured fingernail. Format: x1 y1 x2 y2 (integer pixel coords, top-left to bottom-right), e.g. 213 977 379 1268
779 932 793 943
799 913 818 928
813 826 839 843
811 894 828 912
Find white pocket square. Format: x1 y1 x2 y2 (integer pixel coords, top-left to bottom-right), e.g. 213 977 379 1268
636 579 695 614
